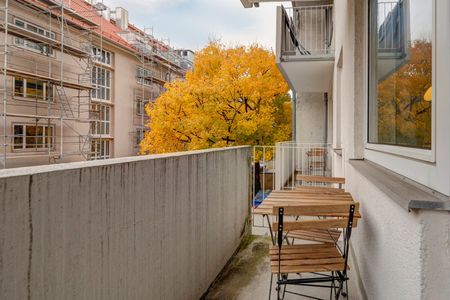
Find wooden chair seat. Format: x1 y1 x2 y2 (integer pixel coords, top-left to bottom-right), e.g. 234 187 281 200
294 186 346 194
286 229 341 244
297 175 345 185
270 244 345 274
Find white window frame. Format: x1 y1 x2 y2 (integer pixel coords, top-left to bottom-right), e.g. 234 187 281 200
13 76 54 102
135 96 150 116
13 18 55 57
136 66 154 86
92 66 112 101
13 18 56 39
363 0 450 195
90 139 111 160
12 123 55 151
92 46 112 66
14 36 55 57
366 0 436 162
91 104 111 136
136 128 148 146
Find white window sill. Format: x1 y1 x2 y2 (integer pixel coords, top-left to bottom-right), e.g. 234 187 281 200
349 159 449 212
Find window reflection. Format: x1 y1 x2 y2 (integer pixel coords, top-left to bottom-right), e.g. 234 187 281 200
369 0 432 149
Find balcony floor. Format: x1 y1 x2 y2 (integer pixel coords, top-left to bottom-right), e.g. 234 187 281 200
203 217 361 300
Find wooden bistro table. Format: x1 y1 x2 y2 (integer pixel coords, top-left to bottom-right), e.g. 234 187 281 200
253 188 361 245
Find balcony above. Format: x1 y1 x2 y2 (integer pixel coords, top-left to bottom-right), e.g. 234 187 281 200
276 4 335 92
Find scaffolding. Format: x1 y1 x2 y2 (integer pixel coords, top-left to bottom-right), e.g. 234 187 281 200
0 0 106 168
120 25 187 150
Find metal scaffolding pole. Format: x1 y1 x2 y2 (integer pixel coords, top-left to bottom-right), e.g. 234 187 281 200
2 0 8 168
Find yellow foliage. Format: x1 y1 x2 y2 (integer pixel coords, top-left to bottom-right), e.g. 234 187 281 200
140 42 291 154
376 40 432 148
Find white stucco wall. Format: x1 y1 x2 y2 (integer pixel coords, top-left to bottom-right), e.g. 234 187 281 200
296 92 327 144
331 0 450 299
0 146 251 300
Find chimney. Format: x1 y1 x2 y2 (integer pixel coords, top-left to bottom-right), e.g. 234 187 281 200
115 7 129 31
102 7 111 21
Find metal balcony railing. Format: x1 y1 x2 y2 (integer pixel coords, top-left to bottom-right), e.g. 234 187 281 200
252 142 332 205
377 1 405 54
280 5 334 58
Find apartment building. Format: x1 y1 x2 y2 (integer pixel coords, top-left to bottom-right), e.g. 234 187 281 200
0 0 192 169
242 0 450 299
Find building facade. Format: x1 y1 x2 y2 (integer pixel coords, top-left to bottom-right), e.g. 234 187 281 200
0 0 192 169
242 0 450 299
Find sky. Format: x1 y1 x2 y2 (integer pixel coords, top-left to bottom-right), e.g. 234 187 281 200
102 0 289 51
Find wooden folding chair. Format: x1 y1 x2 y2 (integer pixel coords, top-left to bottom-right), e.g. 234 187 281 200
269 204 357 300
297 175 346 189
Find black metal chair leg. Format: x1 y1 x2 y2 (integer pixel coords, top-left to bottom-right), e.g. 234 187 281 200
268 274 273 300
336 280 343 300
330 271 335 300
342 279 349 298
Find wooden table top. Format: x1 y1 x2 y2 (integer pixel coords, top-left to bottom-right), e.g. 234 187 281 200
253 189 361 218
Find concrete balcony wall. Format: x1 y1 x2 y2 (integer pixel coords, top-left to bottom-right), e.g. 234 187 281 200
0 146 251 300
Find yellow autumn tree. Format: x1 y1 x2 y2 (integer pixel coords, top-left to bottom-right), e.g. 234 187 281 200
377 40 432 148
140 42 291 154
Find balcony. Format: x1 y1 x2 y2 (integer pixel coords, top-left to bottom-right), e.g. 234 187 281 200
276 4 335 92
0 147 251 299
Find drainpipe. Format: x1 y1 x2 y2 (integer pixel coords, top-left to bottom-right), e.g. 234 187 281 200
292 90 297 142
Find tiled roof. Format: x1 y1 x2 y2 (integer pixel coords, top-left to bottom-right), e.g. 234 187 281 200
23 0 171 54
62 0 136 52
21 0 186 70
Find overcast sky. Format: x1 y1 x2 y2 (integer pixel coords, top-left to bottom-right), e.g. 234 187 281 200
103 0 290 51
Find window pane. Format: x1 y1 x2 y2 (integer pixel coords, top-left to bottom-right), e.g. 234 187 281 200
13 125 23 149
25 126 37 148
45 126 53 147
369 0 432 149
14 19 25 27
26 79 45 100
35 126 44 148
14 77 24 97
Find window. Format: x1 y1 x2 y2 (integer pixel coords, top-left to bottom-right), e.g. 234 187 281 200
368 0 433 149
136 66 154 86
91 66 111 101
13 18 55 39
165 72 172 82
90 139 110 160
14 77 53 101
92 47 112 66
13 18 55 56
136 128 148 145
91 104 111 135
14 37 54 56
135 97 149 116
13 124 54 150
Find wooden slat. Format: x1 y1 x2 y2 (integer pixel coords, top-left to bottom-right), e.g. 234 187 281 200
270 257 344 266
270 243 334 251
272 218 354 231
270 244 346 273
294 186 347 193
296 175 346 184
271 263 345 274
272 203 359 216
267 193 353 199
270 190 351 196
269 247 340 256
253 207 361 218
287 229 341 244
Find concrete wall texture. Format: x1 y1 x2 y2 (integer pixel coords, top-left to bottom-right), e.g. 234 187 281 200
0 146 251 300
